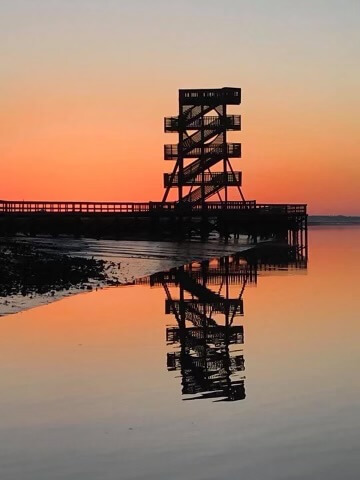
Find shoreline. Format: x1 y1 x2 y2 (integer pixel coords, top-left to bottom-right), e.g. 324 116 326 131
0 236 255 317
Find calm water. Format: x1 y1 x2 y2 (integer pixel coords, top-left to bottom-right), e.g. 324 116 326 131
0 227 359 479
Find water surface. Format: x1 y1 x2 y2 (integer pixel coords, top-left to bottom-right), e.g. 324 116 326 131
0 227 359 479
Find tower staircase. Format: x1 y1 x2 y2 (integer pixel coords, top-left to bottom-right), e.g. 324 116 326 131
162 88 244 206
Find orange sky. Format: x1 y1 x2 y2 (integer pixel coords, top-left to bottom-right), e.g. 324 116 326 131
1 1 359 214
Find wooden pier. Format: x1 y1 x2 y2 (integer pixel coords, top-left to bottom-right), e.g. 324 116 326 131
0 200 307 246
0 88 307 248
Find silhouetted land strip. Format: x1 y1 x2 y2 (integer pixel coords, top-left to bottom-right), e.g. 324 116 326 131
308 215 360 225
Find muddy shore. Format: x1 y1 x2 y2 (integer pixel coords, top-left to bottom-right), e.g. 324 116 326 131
0 240 123 316
0 236 254 316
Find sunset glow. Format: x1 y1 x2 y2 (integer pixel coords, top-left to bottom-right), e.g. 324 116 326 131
1 1 359 214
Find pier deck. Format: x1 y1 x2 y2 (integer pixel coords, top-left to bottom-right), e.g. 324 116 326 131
0 200 307 243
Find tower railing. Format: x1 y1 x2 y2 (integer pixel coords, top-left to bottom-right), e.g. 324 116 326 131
179 87 241 105
164 143 241 160
164 171 241 187
164 115 241 132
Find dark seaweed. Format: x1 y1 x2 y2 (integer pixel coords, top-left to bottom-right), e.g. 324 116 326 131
0 241 107 297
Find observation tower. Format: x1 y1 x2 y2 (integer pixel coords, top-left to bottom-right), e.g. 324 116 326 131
163 87 244 206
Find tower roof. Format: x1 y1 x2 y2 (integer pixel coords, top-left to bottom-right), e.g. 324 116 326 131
179 87 241 105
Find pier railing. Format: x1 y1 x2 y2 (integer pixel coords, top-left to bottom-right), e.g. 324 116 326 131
0 200 306 215
0 201 152 214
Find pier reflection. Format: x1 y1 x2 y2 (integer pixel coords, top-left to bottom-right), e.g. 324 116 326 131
147 244 307 402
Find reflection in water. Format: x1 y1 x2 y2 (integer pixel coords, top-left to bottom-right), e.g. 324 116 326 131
4 228 360 480
163 258 250 402
145 242 307 402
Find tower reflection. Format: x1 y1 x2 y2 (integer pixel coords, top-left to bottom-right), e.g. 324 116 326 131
149 244 307 402
150 256 253 401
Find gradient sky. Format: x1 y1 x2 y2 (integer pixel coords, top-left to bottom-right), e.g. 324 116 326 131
1 0 359 214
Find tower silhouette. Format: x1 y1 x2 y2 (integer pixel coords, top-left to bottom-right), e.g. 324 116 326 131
163 88 244 206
